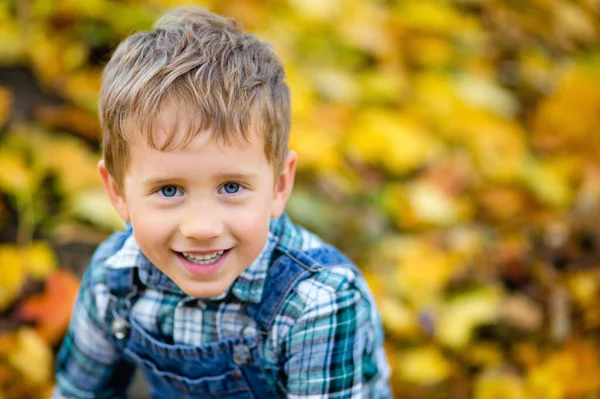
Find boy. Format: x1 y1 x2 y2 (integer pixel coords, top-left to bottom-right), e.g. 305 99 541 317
54 6 391 398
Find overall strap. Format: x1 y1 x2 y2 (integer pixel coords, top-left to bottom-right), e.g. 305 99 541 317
101 225 140 344
247 244 358 332
104 224 138 297
89 223 133 266
106 267 137 297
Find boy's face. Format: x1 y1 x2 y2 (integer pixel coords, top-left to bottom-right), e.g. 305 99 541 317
99 109 296 298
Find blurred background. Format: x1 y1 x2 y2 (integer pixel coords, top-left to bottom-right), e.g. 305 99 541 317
1 0 600 398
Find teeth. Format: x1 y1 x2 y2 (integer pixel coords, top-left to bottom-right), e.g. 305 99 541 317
182 250 224 264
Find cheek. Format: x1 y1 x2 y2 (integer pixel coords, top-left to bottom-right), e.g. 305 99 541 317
129 202 175 244
227 198 271 244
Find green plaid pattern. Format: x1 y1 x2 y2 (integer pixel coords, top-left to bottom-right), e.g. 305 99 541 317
54 214 391 398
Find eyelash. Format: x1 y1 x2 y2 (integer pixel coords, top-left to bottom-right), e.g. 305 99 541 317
218 182 245 195
153 182 246 198
156 185 183 198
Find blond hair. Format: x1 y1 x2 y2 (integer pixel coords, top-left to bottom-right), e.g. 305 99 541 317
99 6 290 186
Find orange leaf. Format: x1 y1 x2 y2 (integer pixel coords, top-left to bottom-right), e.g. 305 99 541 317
18 270 79 344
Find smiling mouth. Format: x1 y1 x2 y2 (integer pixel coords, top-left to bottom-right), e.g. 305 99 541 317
180 249 228 265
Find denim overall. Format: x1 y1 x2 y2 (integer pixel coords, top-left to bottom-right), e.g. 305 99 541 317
104 231 356 399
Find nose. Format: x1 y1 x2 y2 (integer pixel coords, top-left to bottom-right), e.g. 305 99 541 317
179 202 224 241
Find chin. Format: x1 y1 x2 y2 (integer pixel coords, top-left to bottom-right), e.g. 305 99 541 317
180 281 231 299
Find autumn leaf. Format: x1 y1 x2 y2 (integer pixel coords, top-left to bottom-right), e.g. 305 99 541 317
23 241 57 280
397 345 452 385
437 287 501 349
385 237 462 306
35 104 101 142
474 370 525 399
403 178 473 226
290 124 342 171
525 340 600 398
0 149 33 195
532 65 600 152
0 87 11 127
0 245 25 312
392 0 469 34
377 297 419 339
345 110 443 175
6 328 53 386
19 270 80 344
71 189 125 230
0 15 24 64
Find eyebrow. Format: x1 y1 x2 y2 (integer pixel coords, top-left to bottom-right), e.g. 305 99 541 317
213 172 258 181
142 173 258 187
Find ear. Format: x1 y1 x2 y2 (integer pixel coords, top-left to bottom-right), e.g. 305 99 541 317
98 160 130 222
270 150 297 219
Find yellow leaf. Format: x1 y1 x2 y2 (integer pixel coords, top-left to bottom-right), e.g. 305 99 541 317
525 340 600 398
474 371 525 399
407 35 454 67
0 245 25 312
378 298 418 338
289 0 340 20
567 271 599 308
532 66 600 151
290 125 341 172
393 0 470 34
358 69 408 104
526 361 566 399
0 86 11 127
28 29 64 86
71 189 125 230
345 111 442 174
7 328 53 385
337 1 393 56
287 66 317 120
41 134 101 193
0 150 33 194
63 69 103 112
0 17 24 64
465 115 528 182
311 68 360 104
521 158 572 208
404 179 473 226
385 237 460 306
466 344 504 369
23 242 57 280
437 287 500 349
397 346 452 385
456 75 519 118
554 2 597 44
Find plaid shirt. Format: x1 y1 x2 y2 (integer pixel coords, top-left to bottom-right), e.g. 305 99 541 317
54 214 391 398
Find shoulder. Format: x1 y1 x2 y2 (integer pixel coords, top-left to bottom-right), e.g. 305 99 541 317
272 217 369 312
85 225 135 283
268 241 390 393
79 226 136 319
275 237 377 330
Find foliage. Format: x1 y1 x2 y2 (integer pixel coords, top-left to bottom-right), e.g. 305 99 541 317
0 0 600 397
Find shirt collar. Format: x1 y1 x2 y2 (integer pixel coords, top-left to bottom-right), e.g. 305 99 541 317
104 214 295 303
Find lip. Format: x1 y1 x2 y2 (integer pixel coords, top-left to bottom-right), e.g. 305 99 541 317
180 249 227 256
176 248 231 276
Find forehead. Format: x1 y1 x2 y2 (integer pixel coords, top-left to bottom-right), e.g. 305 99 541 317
131 103 260 152
125 109 269 172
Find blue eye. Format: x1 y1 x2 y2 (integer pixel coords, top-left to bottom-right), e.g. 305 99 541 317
221 183 241 194
159 185 181 197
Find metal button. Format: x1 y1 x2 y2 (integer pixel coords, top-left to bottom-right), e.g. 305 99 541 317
233 344 251 365
111 315 130 340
